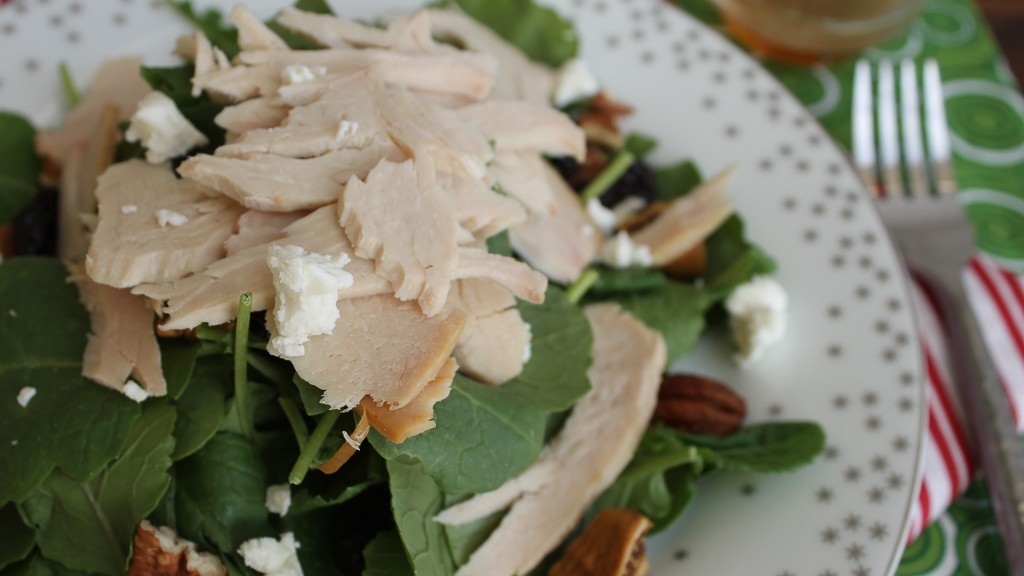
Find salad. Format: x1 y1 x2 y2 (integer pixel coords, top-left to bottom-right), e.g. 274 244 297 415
0 1 825 575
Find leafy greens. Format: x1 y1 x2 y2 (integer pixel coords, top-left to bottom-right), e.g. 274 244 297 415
0 112 41 225
20 403 176 575
0 1 824 574
370 287 593 494
0 259 143 506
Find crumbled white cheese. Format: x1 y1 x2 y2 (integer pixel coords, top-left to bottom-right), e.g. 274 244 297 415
265 484 292 517
336 120 359 142
725 276 788 367
522 323 533 365
139 521 227 575
267 245 354 358
580 224 596 238
126 92 209 164
156 209 189 228
552 58 600 107
238 533 304 576
586 198 617 235
586 197 646 235
121 204 139 214
281 64 327 85
17 387 36 408
123 380 150 403
10 440 17 446
8 309 16 318
599 231 653 269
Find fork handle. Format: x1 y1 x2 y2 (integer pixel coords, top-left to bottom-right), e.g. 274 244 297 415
918 269 1024 573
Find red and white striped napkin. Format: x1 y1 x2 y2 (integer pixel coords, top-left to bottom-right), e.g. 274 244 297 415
905 255 1024 540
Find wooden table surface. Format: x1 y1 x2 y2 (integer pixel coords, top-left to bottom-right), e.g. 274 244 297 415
976 0 1024 82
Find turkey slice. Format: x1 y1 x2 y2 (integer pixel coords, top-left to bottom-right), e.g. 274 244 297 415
339 158 458 317
86 160 244 288
434 304 667 576
73 270 166 398
285 294 467 410
360 357 458 444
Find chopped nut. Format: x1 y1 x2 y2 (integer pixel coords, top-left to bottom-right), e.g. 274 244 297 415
580 121 624 150
0 224 13 260
618 201 667 234
579 92 634 132
570 144 611 189
653 373 746 436
129 521 227 576
550 508 652 576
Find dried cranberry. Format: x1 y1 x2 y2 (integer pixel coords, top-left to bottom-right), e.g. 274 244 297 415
548 155 580 183
598 159 657 208
13 187 59 256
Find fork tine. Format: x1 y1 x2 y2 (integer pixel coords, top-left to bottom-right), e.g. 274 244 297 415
899 59 929 196
852 59 879 196
877 60 904 196
923 59 956 195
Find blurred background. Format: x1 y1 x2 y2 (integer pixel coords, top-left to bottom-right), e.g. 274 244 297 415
977 0 1024 81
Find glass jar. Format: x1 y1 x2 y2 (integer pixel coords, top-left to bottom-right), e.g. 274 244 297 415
712 0 924 63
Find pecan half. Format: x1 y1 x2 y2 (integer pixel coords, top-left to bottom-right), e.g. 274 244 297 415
550 508 653 576
128 521 227 576
653 373 746 436
0 225 13 260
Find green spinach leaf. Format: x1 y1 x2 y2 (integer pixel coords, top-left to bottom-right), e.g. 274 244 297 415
485 230 512 257
589 266 668 295
20 402 176 575
0 112 40 224
613 281 711 365
500 289 593 412
293 0 333 13
267 0 335 50
387 456 455 576
288 451 385 516
370 288 592 494
278 465 383 576
623 133 658 158
147 473 177 530
0 503 35 571
703 215 777 295
371 374 545 495
362 531 414 576
655 160 702 202
591 426 703 532
172 357 231 460
0 258 142 505
160 339 201 400
442 497 503 567
446 0 578 67
681 422 826 474
2 550 90 576
173 432 273 552
293 374 328 416
165 0 240 57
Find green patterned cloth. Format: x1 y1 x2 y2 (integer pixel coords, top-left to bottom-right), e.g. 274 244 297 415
673 0 1021 573
678 0 1024 273
898 479 1007 574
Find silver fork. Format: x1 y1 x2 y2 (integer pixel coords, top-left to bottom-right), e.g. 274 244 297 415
853 58 1024 572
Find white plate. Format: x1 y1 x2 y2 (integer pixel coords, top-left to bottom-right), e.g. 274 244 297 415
0 1 927 574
